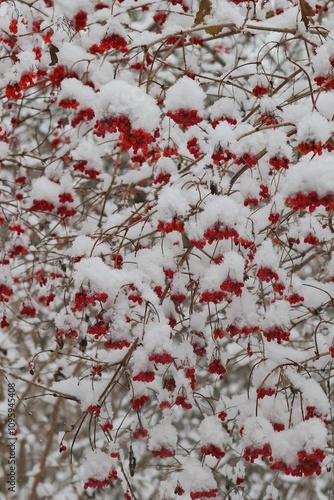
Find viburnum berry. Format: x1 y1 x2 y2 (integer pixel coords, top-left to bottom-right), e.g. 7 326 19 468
190 489 218 499
257 267 279 282
175 387 192 409
166 109 203 128
73 11 87 31
201 444 225 459
256 387 275 399
130 395 148 410
262 326 290 343
269 155 290 170
20 304 37 317
243 443 272 463
133 371 155 382
148 352 173 364
151 446 175 458
252 84 268 97
84 469 118 489
157 217 184 233
101 420 113 432
298 141 323 155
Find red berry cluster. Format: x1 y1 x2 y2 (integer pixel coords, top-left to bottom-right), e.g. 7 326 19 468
104 339 130 350
220 279 244 296
30 199 55 212
151 446 175 458
252 85 268 97
73 11 87 31
314 75 334 90
157 217 184 233
130 395 148 410
212 115 237 129
187 137 202 158
71 289 108 312
84 469 118 490
71 107 95 127
58 99 79 110
184 367 196 390
148 352 173 364
243 443 272 463
270 448 325 476
190 489 218 499
208 359 226 377
268 212 280 224
262 326 290 343
286 190 334 212
199 290 226 304
211 147 236 165
285 293 304 304
87 405 100 415
218 411 227 422
88 321 109 340
227 324 259 338
1 315 10 328
90 34 128 54
304 234 319 245
269 155 290 170
8 245 29 258
201 444 225 459
260 112 279 126
305 405 328 424
175 388 192 409
272 422 285 432
133 425 149 439
298 141 322 155
166 109 203 129
257 267 279 282
133 371 155 382
20 304 37 317
203 224 238 244
235 152 258 168
101 420 113 432
256 387 275 399
329 346 334 358
48 65 68 87
170 293 186 304
152 172 171 185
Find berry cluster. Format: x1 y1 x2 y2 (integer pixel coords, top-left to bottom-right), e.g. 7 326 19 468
88 321 109 340
235 152 258 168
152 172 171 185
269 155 290 170
71 289 108 312
151 446 175 458
84 469 118 490
89 34 128 54
286 191 334 212
157 218 184 233
133 426 149 439
201 444 225 459
243 443 272 463
133 371 155 382
211 147 236 164
256 387 275 399
101 420 113 432
203 224 238 244
270 449 325 477
252 85 268 97
130 395 148 410
71 107 95 127
298 141 323 155
190 489 218 499
104 339 130 350
227 324 259 337
148 352 173 364
186 137 202 158
208 359 226 377
257 267 279 282
20 304 37 317
73 10 87 31
58 99 79 109
166 109 203 128
262 326 290 343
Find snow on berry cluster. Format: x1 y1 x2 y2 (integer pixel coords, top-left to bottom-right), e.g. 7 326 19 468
1 1 334 499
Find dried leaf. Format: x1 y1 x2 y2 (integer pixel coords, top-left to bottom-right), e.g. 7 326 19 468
194 0 212 25
194 0 222 35
49 44 59 67
299 0 315 29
